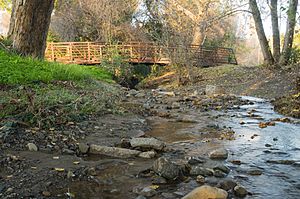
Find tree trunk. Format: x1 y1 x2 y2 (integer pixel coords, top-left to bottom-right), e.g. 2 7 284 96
7 0 16 39
279 0 298 65
191 26 202 46
191 22 207 46
249 0 274 65
11 0 55 59
270 0 280 63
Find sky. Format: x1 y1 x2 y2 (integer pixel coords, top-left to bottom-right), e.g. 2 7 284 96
0 11 9 35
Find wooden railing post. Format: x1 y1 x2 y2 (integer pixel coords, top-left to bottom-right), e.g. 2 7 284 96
69 42 73 62
99 45 102 61
51 42 55 61
88 42 91 61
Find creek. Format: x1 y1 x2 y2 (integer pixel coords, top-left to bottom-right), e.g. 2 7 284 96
70 96 300 199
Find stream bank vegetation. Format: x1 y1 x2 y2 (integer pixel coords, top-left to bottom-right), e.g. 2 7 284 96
0 44 120 129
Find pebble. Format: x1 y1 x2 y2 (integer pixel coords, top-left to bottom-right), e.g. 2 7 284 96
42 191 51 197
188 157 206 165
248 169 263 176
161 192 175 198
196 175 205 184
87 167 97 176
230 160 242 165
234 185 248 197
174 191 185 196
27 143 38 151
6 188 13 193
139 187 157 197
78 143 89 154
62 148 75 155
217 179 237 191
152 176 167 184
139 151 157 159
135 196 147 199
190 166 213 176
213 169 227 178
213 165 230 174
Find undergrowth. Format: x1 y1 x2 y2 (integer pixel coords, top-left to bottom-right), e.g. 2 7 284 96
0 49 120 129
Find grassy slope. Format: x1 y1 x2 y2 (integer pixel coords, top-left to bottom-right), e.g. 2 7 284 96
0 49 113 84
0 49 120 128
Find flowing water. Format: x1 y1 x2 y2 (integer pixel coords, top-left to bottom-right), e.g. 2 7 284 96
218 96 300 198
69 96 300 198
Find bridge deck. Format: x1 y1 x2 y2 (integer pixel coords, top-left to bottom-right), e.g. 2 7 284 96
45 42 237 66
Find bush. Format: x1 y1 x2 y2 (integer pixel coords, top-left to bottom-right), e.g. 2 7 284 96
288 47 300 64
0 81 120 128
100 46 152 88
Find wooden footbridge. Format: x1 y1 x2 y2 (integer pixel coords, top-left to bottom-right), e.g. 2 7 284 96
45 42 237 67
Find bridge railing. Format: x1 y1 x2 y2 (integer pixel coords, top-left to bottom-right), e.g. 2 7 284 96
45 42 237 66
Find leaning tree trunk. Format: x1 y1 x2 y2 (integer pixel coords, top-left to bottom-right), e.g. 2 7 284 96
11 0 55 59
249 0 274 65
279 0 298 65
270 0 280 63
191 22 207 46
7 0 16 39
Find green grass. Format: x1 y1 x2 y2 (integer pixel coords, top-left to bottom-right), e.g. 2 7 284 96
0 49 120 128
0 49 113 85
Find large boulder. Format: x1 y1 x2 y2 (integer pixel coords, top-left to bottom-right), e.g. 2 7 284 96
209 149 228 160
152 157 182 180
182 185 228 199
190 166 213 177
130 137 165 151
89 145 141 158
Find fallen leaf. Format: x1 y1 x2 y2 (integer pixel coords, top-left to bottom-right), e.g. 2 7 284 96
54 168 65 172
259 122 267 128
149 185 159 190
67 122 75 125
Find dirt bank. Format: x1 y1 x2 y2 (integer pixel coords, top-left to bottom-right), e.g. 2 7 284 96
142 64 300 117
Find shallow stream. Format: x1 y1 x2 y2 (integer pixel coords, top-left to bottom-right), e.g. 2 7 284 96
70 96 300 198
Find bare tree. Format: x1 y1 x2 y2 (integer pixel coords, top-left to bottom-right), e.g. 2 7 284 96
270 0 280 62
279 0 299 65
51 0 138 42
249 0 274 65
